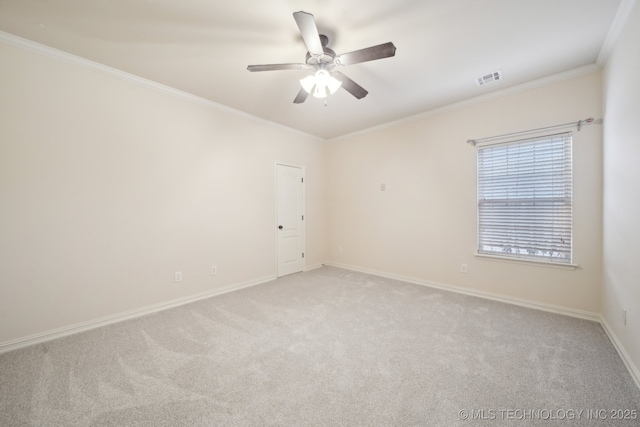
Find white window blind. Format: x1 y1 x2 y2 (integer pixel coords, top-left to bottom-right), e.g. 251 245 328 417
477 132 572 263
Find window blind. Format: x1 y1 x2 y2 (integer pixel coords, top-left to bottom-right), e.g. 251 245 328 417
477 132 572 263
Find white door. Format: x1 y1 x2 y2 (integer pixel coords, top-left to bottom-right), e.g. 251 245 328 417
276 164 304 277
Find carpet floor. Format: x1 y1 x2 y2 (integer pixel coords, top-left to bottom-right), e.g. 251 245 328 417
1 266 639 426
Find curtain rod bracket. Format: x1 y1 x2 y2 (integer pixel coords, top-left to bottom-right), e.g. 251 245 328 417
577 117 594 131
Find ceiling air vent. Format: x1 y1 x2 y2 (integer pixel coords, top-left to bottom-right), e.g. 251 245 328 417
475 70 503 86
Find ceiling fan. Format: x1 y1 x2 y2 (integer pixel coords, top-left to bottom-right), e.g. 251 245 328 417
247 11 396 104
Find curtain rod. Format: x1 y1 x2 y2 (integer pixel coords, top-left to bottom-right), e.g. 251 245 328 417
467 117 597 146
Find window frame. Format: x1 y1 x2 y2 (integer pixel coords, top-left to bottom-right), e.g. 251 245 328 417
475 131 576 268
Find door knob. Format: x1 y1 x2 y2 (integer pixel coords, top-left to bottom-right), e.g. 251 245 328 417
278 225 283 229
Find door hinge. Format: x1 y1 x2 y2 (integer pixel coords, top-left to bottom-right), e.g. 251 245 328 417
302 252 305 258
302 215 304 220
301 177 304 183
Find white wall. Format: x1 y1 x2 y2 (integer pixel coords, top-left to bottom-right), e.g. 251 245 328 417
0 41 328 345
602 0 640 381
327 71 603 315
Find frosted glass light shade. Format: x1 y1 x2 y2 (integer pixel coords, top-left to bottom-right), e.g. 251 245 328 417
326 75 342 94
299 69 342 99
300 75 315 93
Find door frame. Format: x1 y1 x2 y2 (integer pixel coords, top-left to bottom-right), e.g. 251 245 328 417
275 162 306 277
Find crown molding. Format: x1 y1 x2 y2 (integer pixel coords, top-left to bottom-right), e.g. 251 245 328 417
328 63 601 143
597 0 637 66
0 16 622 145
0 31 324 143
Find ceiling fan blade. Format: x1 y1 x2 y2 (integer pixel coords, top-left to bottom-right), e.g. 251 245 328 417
293 11 324 57
335 42 397 66
332 72 368 99
247 63 310 72
293 87 310 104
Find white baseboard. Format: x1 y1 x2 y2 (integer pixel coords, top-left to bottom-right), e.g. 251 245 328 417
3 263 638 393
0 264 324 354
304 262 325 272
0 274 276 355
325 262 640 390
600 316 640 391
324 262 600 322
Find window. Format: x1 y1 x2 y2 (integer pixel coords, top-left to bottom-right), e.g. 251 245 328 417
477 132 572 264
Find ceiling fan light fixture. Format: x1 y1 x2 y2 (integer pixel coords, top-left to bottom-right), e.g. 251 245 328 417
312 85 328 98
314 69 330 87
327 73 342 94
248 11 396 104
300 75 316 93
299 69 342 99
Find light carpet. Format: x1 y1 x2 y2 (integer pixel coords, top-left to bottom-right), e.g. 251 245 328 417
1 266 639 426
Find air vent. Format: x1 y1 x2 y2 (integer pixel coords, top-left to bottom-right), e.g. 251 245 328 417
475 70 503 86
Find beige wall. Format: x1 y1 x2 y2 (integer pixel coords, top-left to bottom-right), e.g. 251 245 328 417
327 71 603 314
0 42 328 344
2 19 635 379
602 1 640 379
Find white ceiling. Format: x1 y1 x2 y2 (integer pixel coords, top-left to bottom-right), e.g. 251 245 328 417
0 0 625 139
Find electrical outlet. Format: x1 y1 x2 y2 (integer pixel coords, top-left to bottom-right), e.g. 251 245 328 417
460 264 468 274
381 183 386 192
623 309 627 326
211 266 217 275
174 272 183 283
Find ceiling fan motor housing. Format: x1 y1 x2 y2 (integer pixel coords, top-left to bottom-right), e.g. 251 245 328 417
305 35 336 66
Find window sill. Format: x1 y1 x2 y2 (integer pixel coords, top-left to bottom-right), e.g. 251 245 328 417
474 253 578 270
